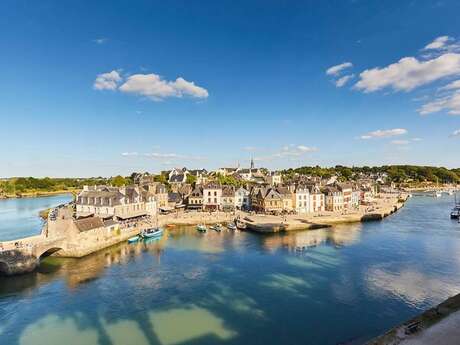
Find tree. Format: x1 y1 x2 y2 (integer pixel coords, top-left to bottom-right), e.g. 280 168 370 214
186 174 197 185
110 175 127 187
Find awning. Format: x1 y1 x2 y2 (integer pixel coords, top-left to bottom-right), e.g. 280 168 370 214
116 211 148 220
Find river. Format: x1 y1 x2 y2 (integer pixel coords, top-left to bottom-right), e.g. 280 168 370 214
0 194 74 241
1 195 460 345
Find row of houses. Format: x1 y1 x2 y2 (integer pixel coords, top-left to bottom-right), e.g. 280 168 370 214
76 168 378 218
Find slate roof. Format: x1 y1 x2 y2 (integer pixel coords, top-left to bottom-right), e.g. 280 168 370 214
75 217 105 232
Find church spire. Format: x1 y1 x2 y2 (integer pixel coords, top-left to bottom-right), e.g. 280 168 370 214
250 157 254 169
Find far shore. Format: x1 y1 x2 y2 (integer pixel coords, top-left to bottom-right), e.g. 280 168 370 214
0 189 78 200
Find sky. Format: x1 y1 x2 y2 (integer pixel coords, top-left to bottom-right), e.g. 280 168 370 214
1 0 460 177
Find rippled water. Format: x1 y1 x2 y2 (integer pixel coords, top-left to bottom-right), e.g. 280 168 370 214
0 194 73 241
1 195 460 345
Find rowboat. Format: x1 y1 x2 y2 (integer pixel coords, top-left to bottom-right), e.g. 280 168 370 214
141 228 164 239
196 224 207 232
128 235 140 243
210 224 223 232
227 223 237 230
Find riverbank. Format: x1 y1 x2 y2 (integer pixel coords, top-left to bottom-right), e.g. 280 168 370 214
367 293 460 345
0 189 78 199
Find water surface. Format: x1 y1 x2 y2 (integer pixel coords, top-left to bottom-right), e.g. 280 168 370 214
1 195 460 345
0 194 73 241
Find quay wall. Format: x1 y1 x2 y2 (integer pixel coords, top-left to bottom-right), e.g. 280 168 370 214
244 196 407 234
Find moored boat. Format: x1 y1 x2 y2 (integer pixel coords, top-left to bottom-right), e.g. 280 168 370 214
128 235 140 243
196 224 207 232
210 224 222 232
227 223 237 230
141 228 164 238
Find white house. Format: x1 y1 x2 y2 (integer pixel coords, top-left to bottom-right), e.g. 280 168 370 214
293 185 310 214
235 187 250 210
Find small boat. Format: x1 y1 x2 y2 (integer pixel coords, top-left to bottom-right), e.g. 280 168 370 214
451 205 460 219
141 228 164 238
196 224 207 232
210 224 222 232
227 223 237 230
128 235 140 243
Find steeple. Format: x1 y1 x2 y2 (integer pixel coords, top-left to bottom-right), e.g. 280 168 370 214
250 157 254 170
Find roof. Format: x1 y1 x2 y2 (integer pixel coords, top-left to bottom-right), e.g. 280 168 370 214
103 219 118 227
222 187 235 197
75 217 105 232
168 192 182 203
170 174 186 183
203 182 222 190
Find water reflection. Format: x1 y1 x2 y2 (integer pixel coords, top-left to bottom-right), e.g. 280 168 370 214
262 223 363 253
366 266 460 309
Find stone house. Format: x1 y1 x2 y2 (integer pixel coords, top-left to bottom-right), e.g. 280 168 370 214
323 186 344 212
276 186 293 211
76 185 157 219
187 186 203 210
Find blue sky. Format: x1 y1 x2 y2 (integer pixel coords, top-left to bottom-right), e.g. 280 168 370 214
1 0 460 177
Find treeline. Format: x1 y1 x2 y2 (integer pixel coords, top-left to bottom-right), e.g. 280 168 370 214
282 165 460 184
0 177 109 195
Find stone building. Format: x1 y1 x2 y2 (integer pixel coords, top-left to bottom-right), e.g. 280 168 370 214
76 185 157 219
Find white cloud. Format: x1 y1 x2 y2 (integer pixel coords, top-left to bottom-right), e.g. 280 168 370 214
243 146 257 152
412 137 422 141
424 36 450 50
121 151 205 161
418 91 460 115
360 128 408 139
450 129 460 137
93 38 108 45
119 73 208 101
355 53 460 92
296 145 317 152
439 79 460 91
326 62 353 76
391 140 410 145
254 145 317 162
93 70 122 90
335 74 354 87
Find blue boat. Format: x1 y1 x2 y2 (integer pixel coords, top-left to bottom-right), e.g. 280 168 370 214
141 228 164 239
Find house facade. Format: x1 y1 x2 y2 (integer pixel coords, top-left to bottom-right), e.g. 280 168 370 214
235 187 250 210
221 186 235 212
293 185 310 214
323 186 344 212
307 185 325 213
187 186 203 210
76 185 157 218
202 183 222 211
